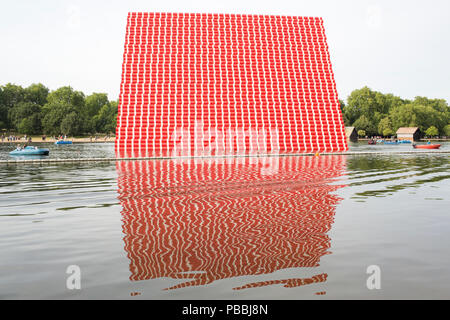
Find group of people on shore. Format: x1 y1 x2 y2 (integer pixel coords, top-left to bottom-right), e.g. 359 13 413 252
1 134 64 142
2 134 114 143
1 134 32 143
1 135 19 142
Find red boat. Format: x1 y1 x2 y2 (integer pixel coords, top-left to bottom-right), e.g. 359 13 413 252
413 144 441 149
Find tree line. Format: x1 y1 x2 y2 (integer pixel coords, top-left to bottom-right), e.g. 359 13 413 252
0 83 117 136
340 86 450 138
1 83 449 138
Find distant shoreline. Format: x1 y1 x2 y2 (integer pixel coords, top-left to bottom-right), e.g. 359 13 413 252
0 137 115 144
358 138 450 141
2 137 449 144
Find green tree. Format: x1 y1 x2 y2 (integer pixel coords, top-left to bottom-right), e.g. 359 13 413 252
378 117 393 137
17 114 42 135
353 115 376 136
84 93 110 133
344 88 368 126
85 93 109 118
0 83 48 132
339 99 345 112
344 87 410 136
389 104 416 131
0 83 25 129
93 100 118 133
24 83 49 106
425 126 439 137
42 86 86 136
0 87 6 129
339 99 350 126
60 112 83 136
413 96 448 113
8 101 42 134
345 87 379 122
389 103 447 135
444 124 450 137
357 129 366 137
1 83 25 107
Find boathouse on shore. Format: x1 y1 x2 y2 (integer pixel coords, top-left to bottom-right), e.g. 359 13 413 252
345 127 358 142
396 127 421 141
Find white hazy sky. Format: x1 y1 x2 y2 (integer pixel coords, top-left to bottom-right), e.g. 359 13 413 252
1 0 449 102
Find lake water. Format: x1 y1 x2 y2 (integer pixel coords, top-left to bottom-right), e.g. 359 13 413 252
0 142 116 160
0 141 449 160
0 142 449 299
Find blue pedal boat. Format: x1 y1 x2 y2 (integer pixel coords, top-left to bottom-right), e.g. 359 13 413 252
55 140 73 145
9 146 50 156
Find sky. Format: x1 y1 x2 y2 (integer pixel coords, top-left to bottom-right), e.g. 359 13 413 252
1 0 449 102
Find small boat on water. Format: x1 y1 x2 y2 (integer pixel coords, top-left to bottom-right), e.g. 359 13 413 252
9 146 50 156
368 139 376 145
398 140 412 144
55 140 73 145
413 144 441 149
384 141 398 145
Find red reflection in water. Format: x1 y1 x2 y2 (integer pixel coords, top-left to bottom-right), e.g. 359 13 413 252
117 155 346 290
233 273 328 290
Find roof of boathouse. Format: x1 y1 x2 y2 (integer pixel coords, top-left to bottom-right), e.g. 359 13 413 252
396 127 420 134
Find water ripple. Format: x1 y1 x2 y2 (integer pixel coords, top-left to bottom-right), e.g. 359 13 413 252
117 156 347 290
